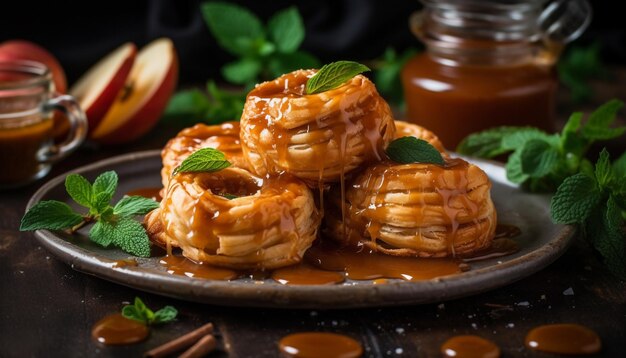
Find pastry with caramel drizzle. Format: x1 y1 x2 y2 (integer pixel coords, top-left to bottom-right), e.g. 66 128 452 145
393 120 447 154
240 69 395 185
145 167 320 269
160 121 248 189
325 157 496 257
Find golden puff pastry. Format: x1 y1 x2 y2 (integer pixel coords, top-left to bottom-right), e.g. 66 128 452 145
325 158 496 257
393 120 447 154
145 167 320 270
240 69 395 186
160 122 248 189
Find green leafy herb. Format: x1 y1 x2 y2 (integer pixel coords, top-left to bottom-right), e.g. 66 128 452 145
172 148 231 176
220 193 239 200
372 47 418 108
551 149 626 279
20 171 159 257
458 100 626 192
305 61 370 94
558 42 606 103
122 297 178 326
386 136 445 165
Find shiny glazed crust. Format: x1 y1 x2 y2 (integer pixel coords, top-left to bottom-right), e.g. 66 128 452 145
160 122 248 189
325 159 496 257
146 167 320 269
240 69 396 185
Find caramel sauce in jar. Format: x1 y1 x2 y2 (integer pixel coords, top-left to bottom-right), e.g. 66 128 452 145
279 332 363 358
91 313 149 345
525 323 602 355
402 53 557 148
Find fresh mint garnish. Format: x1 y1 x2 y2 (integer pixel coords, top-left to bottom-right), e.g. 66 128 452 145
385 136 445 165
267 6 305 53
20 171 159 257
305 61 370 94
458 100 626 191
172 148 231 176
122 297 178 326
551 149 626 279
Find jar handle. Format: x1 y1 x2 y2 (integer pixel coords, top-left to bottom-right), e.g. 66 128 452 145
38 94 88 163
539 0 592 46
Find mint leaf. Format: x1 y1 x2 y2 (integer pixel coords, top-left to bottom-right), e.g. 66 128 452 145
267 6 304 53
267 51 320 78
162 89 212 125
134 297 154 322
221 193 238 200
586 197 626 279
205 81 247 124
306 61 370 94
221 58 261 85
505 149 529 184
65 174 92 208
110 217 151 258
561 112 587 154
201 2 264 56
89 220 114 247
92 171 118 202
551 173 602 223
595 149 612 187
373 47 418 106
20 201 84 231
502 129 556 151
457 126 521 158
581 99 626 140
153 306 178 324
91 192 112 216
173 148 231 176
386 137 445 165
614 151 626 178
121 305 146 324
114 196 159 216
520 139 560 178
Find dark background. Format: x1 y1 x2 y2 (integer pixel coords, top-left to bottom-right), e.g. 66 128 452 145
0 0 624 87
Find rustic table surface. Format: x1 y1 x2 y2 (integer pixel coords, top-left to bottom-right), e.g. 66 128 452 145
1 75 625 357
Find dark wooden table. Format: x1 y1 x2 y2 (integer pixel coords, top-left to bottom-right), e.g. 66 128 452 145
2 80 626 357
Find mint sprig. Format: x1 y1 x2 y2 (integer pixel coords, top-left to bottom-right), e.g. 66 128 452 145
20 171 159 257
122 297 178 326
305 61 370 94
458 100 626 192
551 149 626 279
386 137 445 165
172 148 232 176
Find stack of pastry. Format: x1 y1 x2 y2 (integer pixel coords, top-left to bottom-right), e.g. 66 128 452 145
145 69 496 270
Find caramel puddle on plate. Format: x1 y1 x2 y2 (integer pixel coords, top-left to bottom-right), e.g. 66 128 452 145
441 335 500 358
525 323 601 355
125 187 162 201
271 263 345 285
279 332 363 358
91 314 149 345
160 255 238 280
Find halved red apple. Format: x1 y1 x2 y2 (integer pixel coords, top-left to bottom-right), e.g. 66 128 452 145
91 38 178 145
69 43 136 131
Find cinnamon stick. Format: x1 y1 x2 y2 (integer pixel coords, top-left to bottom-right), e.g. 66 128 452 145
143 323 214 358
178 335 217 358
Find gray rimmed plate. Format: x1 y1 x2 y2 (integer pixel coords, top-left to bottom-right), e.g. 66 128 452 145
27 150 575 309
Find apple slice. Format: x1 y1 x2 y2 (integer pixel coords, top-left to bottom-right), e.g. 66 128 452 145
70 43 136 131
91 38 178 145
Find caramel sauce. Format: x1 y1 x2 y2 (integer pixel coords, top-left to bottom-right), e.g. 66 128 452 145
279 332 363 358
126 187 162 201
441 335 500 358
0 116 53 185
402 53 557 148
305 243 462 281
271 263 345 285
525 324 601 355
91 314 149 345
160 255 238 280
112 258 138 268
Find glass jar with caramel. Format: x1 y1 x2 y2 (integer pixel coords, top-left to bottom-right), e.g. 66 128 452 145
401 0 592 148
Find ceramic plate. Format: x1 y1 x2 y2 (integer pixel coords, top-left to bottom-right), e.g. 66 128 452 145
27 150 574 308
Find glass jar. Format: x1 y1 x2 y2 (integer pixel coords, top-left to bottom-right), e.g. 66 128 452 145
401 0 591 148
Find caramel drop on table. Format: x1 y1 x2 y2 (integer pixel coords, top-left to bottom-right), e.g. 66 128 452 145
91 314 149 345
441 335 500 358
279 332 363 358
525 323 601 355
